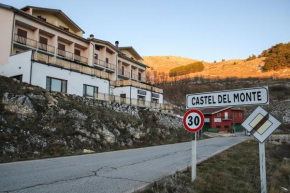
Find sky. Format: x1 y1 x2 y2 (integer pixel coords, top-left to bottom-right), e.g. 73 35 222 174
1 0 290 62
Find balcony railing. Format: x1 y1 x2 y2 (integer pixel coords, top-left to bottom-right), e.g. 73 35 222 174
94 59 115 71
38 42 55 54
33 51 109 79
112 80 164 94
14 34 37 48
93 92 172 110
118 69 130 78
57 49 73 60
74 55 88 65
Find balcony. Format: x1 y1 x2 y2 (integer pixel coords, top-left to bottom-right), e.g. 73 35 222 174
57 49 73 60
32 51 109 79
131 74 146 82
93 92 172 110
112 79 164 94
38 42 55 54
74 55 88 65
222 116 232 120
94 59 115 72
14 34 37 49
118 69 130 79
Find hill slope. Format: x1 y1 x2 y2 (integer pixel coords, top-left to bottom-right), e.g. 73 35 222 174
144 56 290 80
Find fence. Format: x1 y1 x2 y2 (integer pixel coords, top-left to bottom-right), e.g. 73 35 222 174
112 79 163 94
93 92 173 110
33 51 110 79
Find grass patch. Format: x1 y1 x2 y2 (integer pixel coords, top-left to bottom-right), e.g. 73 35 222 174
142 140 290 193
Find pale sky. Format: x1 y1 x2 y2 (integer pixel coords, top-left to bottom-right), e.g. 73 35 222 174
1 0 290 62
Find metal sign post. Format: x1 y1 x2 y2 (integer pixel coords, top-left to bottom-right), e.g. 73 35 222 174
242 106 281 193
183 109 204 182
259 142 267 193
191 133 197 181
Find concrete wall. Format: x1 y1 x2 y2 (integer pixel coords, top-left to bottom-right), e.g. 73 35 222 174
0 7 14 66
0 51 110 96
0 51 32 83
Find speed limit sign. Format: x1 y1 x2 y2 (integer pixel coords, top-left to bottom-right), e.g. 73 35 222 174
183 109 204 133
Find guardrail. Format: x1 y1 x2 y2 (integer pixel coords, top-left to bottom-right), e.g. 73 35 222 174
14 34 37 48
94 59 116 71
93 92 172 110
33 51 109 79
118 69 130 78
57 49 73 60
112 80 163 94
74 55 88 65
38 42 55 54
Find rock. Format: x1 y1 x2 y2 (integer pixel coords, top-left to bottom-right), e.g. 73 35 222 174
33 151 39 155
126 138 133 146
113 128 121 137
4 145 17 153
1 116 7 124
83 149 95 154
29 93 46 100
98 125 116 144
58 109 67 115
2 93 36 117
44 92 58 107
76 128 90 137
68 109 87 121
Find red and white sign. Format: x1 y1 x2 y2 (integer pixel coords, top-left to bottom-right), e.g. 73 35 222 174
183 109 205 133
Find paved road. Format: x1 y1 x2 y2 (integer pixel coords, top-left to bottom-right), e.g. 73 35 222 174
0 134 248 193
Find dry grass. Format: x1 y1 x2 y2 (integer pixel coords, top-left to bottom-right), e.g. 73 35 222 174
141 140 290 193
144 56 290 81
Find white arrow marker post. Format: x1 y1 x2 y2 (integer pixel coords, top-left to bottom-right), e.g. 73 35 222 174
259 142 267 193
191 133 197 181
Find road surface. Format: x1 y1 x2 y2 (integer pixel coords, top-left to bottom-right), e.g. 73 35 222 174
0 134 248 193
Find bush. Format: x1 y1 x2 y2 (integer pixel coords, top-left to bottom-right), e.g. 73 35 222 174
169 62 204 77
261 42 290 71
246 54 257 61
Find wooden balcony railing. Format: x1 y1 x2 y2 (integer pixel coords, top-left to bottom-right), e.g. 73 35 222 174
94 59 115 71
38 42 55 54
14 34 37 48
92 92 172 110
74 55 88 65
112 80 163 94
118 69 130 78
33 51 109 79
57 49 73 60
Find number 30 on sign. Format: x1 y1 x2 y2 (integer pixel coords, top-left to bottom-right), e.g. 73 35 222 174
183 109 205 133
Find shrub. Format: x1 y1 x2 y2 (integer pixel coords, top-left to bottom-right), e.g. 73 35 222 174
169 62 204 77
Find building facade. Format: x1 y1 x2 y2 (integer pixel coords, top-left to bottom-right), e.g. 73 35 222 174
201 107 244 132
0 4 169 109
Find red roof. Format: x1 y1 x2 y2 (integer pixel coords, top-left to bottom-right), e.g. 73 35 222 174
200 107 231 115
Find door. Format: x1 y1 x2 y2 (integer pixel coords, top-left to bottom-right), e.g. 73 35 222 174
39 36 48 51
120 94 126 104
138 72 141 81
122 66 125 76
74 49 81 61
17 29 27 44
58 43 66 56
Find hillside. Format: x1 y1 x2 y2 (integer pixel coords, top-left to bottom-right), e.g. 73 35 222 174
0 76 189 163
144 56 290 81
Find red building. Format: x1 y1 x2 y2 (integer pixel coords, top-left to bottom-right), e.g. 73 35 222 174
200 107 244 132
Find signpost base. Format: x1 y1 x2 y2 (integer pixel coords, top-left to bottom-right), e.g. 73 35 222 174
192 133 197 182
259 142 267 193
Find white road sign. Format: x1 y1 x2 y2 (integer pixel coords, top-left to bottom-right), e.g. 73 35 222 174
186 86 269 109
242 106 281 143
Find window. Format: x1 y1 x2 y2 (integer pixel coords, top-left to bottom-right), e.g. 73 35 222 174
138 72 141 81
216 125 221 129
39 36 48 51
74 49 80 56
239 113 242 118
217 113 221 117
37 16 46 21
59 25 69 31
106 58 109 63
46 77 67 93
58 43 65 51
83 84 98 97
152 98 158 103
94 54 98 60
17 29 27 38
138 95 145 101
95 45 100 50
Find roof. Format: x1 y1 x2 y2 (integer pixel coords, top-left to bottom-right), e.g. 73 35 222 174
90 38 118 52
119 46 143 60
118 53 150 68
200 107 231 115
21 6 85 33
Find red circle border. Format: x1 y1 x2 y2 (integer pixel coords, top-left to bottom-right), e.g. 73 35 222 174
183 109 205 133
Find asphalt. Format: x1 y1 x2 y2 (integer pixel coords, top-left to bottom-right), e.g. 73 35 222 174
0 133 249 193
